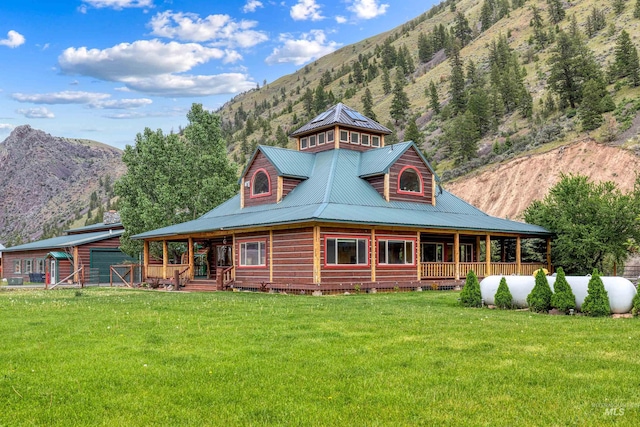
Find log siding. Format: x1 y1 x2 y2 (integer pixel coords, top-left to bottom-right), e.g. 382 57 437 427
243 153 278 207
389 147 433 204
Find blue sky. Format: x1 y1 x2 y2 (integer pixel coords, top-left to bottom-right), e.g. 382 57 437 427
1 0 438 149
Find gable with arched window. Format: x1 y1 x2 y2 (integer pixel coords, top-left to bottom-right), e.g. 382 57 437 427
397 166 423 196
251 168 271 198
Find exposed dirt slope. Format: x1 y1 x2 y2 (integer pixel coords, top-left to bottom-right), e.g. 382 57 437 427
446 140 638 221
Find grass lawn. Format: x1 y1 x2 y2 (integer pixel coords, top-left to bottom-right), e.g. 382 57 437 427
1 288 638 426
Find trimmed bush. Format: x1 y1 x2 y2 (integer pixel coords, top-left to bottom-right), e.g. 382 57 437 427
581 269 610 317
527 269 552 313
550 267 576 313
494 277 514 309
460 270 482 307
632 291 640 317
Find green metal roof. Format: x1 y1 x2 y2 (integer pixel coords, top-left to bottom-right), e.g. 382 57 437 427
134 143 551 240
240 145 315 183
2 230 124 253
47 251 73 260
65 222 123 234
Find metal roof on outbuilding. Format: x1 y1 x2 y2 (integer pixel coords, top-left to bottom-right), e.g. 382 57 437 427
2 230 124 253
290 103 392 136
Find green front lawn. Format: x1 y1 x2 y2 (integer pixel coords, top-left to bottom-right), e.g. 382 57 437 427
1 288 638 426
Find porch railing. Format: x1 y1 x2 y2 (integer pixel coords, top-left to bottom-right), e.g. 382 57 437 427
420 262 546 279
146 264 190 280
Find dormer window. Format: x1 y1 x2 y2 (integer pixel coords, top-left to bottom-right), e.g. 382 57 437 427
398 166 423 195
251 169 271 197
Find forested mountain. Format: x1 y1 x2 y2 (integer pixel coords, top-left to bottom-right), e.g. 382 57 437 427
215 0 640 212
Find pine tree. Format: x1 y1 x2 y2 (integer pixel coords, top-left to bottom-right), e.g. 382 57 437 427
382 68 392 95
275 125 288 148
629 47 640 86
547 0 565 24
443 111 479 165
613 0 627 15
449 43 467 115
635 0 640 19
454 11 473 46
550 267 576 313
352 61 364 84
313 84 326 114
418 32 432 63
494 277 514 309
611 30 640 87
578 79 605 131
390 71 410 123
582 269 610 316
527 269 552 313
467 88 491 136
428 81 440 114
460 270 482 307
530 5 548 48
480 0 495 32
302 88 314 117
361 88 376 121
404 118 424 145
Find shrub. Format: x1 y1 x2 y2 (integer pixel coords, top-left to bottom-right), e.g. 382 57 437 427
550 267 576 313
632 291 640 316
460 270 482 307
581 269 610 317
494 277 513 309
527 269 552 313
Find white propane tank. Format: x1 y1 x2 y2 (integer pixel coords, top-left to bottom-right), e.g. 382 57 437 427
479 275 637 313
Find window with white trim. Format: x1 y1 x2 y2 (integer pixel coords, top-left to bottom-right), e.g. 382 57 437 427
326 238 368 265
421 243 443 263
24 259 33 274
361 134 370 146
327 129 334 143
318 132 325 145
378 240 414 265
340 130 349 142
14 260 21 274
36 259 45 273
239 241 266 267
371 135 380 147
301 137 308 149
350 132 360 144
309 134 316 147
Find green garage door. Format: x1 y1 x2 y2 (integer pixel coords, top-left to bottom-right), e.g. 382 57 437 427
90 249 136 283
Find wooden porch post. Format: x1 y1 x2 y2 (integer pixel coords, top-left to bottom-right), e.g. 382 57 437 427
269 230 274 283
371 229 376 283
475 236 481 263
143 240 149 281
546 237 552 272
162 240 168 279
73 246 79 283
516 236 521 275
454 232 460 281
188 237 194 280
485 234 491 276
232 233 237 281
313 226 321 284
416 231 421 281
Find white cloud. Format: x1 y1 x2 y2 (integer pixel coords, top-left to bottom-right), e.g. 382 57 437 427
89 98 153 109
59 40 229 81
348 0 389 19
11 91 152 109
148 11 268 48
335 15 347 24
12 91 111 104
0 30 25 48
0 124 15 130
16 107 55 119
104 109 184 119
243 0 263 13
265 30 340 65
81 0 154 10
290 0 323 21
120 73 256 97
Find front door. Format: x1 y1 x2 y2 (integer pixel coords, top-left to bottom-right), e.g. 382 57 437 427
50 260 56 285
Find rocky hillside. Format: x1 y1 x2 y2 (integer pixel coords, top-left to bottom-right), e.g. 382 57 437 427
0 125 125 245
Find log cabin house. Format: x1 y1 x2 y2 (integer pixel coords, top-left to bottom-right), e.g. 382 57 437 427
134 103 552 292
1 213 135 286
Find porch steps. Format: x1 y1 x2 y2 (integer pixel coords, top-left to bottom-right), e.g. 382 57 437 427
182 279 218 292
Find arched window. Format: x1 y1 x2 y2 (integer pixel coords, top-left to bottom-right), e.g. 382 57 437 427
398 167 422 194
252 169 271 197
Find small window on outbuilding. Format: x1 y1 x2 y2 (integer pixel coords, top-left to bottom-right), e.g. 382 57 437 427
398 167 422 194
252 169 271 197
